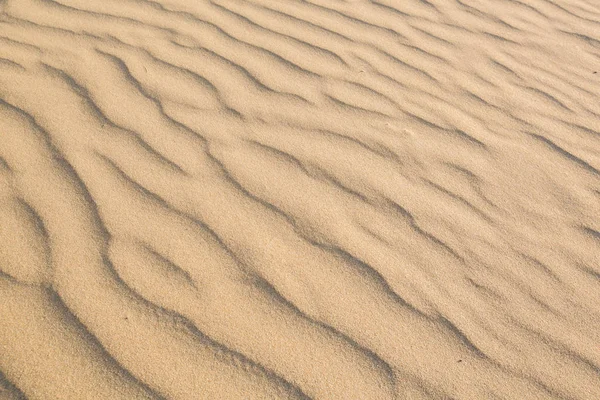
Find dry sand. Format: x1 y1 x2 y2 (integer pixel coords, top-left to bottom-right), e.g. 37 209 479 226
0 0 599 398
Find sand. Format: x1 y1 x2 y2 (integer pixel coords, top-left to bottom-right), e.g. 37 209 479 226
0 0 599 398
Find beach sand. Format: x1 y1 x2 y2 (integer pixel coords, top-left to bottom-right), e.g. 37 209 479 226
0 0 599 398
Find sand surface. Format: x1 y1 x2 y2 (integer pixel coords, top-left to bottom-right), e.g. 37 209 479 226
0 0 599 398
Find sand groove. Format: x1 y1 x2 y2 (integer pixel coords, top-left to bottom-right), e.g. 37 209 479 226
0 0 599 399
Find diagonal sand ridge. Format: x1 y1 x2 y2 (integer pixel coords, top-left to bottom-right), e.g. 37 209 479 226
0 0 599 398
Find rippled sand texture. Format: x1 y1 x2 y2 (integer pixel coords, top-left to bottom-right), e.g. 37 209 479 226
1 0 600 398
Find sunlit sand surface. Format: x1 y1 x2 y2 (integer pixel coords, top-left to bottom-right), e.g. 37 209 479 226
0 0 599 398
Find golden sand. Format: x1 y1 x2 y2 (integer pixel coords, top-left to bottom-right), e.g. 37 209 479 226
0 0 599 398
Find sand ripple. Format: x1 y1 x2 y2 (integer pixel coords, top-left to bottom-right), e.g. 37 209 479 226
0 0 599 398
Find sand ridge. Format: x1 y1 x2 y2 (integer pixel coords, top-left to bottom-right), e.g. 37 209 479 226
0 0 599 399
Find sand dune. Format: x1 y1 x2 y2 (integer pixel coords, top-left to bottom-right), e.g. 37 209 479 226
0 0 599 398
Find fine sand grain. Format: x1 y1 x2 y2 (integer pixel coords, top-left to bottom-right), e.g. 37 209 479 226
0 0 599 399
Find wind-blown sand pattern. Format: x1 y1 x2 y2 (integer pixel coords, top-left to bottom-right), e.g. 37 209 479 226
0 0 599 398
